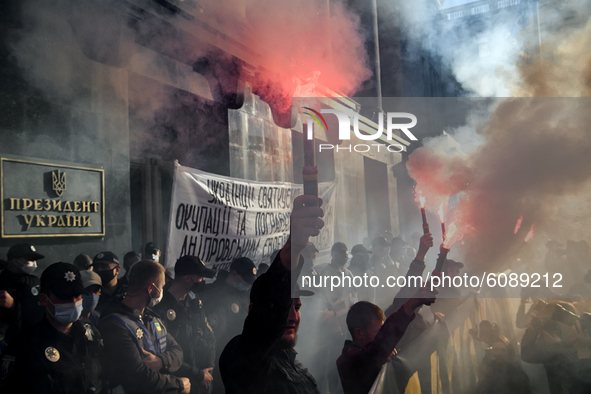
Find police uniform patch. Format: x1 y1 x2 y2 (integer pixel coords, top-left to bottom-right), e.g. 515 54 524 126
136 328 144 339
45 347 60 362
166 309 176 321
31 287 39 296
231 303 240 313
1 355 15 378
84 323 94 341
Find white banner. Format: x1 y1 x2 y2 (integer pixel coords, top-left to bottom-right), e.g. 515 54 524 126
165 161 337 272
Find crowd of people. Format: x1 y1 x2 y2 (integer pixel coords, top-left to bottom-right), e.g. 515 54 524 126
1 195 590 394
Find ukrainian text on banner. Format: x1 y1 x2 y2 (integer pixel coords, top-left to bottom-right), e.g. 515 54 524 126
165 161 337 272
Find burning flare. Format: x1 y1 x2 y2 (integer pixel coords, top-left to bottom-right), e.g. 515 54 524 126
418 194 426 209
514 216 523 234
417 191 430 235
443 221 463 249
438 203 446 241
524 224 535 242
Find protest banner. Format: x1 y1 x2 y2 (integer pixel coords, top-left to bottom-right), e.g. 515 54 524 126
165 161 337 273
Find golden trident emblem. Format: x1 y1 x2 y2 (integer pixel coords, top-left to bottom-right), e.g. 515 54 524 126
52 170 66 197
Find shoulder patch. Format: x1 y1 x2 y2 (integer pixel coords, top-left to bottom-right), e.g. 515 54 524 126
84 323 94 341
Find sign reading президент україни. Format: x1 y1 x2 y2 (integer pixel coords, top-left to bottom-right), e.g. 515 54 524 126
1 157 105 238
166 162 337 273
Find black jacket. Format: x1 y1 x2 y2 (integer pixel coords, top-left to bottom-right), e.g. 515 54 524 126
0 270 44 347
98 299 185 394
95 280 125 315
0 317 103 394
337 306 415 394
201 280 249 353
201 276 250 393
153 289 215 392
219 254 319 394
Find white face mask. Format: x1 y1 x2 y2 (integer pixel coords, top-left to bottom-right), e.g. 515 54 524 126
49 299 83 324
21 261 37 275
151 254 159 263
148 283 163 307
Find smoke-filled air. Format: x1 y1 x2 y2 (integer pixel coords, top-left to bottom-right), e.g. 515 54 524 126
399 0 591 279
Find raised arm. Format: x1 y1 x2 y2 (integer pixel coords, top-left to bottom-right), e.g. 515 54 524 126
386 233 434 316
232 195 324 362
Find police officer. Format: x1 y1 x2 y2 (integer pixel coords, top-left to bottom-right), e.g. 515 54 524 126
92 251 124 314
80 270 102 327
0 262 103 393
202 257 257 394
0 243 45 349
153 255 216 393
99 260 190 394
73 254 93 271
119 251 141 289
145 242 161 263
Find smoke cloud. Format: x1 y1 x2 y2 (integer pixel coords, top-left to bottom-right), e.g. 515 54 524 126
394 0 591 97
408 97 591 274
8 0 371 112
400 1 591 277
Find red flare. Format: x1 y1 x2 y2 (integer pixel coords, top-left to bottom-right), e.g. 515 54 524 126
418 194 426 209
438 203 445 223
524 224 535 242
514 216 523 234
443 222 463 249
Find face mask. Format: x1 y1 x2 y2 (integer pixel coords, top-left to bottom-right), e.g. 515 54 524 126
49 299 83 324
191 280 206 294
82 294 100 314
151 254 159 263
21 261 37 275
148 284 163 307
97 268 116 284
234 279 251 292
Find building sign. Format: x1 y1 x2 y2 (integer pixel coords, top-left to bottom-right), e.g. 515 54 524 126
1 157 105 238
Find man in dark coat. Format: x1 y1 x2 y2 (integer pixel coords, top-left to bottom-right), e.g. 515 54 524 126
99 260 190 394
153 255 217 393
0 243 45 350
0 262 103 393
219 194 324 394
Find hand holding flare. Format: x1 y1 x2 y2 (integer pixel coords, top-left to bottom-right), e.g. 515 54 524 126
418 193 430 235
438 203 446 242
